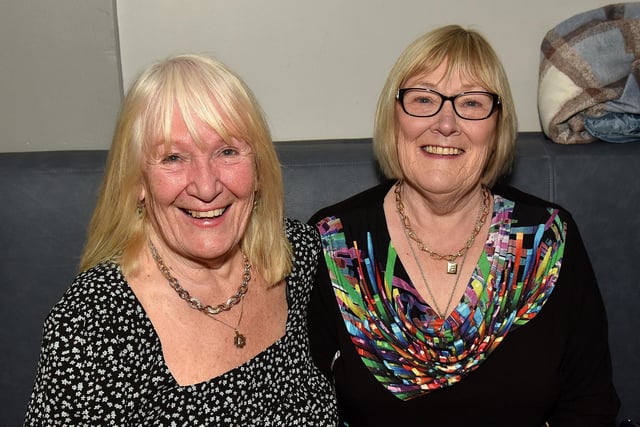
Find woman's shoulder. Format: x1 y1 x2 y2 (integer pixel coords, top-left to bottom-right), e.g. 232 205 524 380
493 184 575 226
285 217 318 249
283 218 322 307
64 262 131 303
284 217 321 261
40 262 154 364
47 262 139 330
284 217 314 238
308 181 393 226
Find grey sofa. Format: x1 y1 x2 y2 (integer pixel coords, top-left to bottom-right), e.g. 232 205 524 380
1 132 638 425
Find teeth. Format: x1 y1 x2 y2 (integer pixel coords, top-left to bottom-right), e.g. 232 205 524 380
187 208 225 218
423 146 462 155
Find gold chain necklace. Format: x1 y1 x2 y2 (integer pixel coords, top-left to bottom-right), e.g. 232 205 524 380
148 241 251 348
394 180 490 274
402 223 468 318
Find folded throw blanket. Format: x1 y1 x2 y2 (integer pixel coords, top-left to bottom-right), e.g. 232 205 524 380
538 3 640 144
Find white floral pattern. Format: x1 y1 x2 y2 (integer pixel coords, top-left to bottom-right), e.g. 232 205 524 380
25 219 337 426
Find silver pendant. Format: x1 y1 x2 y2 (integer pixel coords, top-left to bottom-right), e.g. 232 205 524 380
447 261 458 275
234 330 246 348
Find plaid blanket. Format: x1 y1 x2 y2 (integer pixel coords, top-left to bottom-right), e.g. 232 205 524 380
538 3 640 144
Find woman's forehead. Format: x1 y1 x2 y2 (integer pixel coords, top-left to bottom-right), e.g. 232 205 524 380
404 68 486 90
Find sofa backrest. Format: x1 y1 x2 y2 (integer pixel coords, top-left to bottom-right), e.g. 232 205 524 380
1 132 638 425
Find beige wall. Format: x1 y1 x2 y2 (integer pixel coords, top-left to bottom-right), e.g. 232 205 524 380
1 0 610 151
116 0 609 142
0 0 121 152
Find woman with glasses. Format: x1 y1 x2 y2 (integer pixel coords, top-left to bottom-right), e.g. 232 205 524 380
308 25 618 426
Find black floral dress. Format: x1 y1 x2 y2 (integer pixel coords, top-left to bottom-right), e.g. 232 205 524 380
24 219 338 426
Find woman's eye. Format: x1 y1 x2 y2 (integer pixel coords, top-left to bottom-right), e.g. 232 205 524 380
408 94 436 105
220 148 238 156
162 154 181 163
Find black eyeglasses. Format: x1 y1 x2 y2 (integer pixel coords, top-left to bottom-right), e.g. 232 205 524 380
396 88 500 120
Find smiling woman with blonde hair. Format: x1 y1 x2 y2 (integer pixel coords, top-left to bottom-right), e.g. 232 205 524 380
25 54 337 425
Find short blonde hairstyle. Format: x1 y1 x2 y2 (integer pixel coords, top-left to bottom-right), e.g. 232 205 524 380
80 54 292 285
374 25 518 186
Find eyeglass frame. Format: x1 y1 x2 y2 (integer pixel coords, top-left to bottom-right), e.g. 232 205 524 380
396 88 501 120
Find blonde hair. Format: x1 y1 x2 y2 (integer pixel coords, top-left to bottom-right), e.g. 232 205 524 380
79 54 292 285
374 25 518 186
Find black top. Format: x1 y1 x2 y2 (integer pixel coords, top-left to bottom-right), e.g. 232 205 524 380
25 219 338 426
308 182 619 427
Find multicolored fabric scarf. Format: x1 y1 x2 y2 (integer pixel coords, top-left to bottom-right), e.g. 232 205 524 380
317 195 566 400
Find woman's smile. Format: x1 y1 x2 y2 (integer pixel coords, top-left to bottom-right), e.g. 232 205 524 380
420 145 464 156
183 207 227 219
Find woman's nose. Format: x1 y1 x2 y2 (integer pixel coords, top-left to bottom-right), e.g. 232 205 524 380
186 158 220 201
431 100 459 134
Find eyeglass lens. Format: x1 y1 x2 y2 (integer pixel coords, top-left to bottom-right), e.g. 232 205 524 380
401 89 495 120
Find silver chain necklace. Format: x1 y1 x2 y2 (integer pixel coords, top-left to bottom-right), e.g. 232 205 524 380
395 180 489 274
148 241 251 348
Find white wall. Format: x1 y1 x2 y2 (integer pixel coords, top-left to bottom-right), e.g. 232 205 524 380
116 0 608 141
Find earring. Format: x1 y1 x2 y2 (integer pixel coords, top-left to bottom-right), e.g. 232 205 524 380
136 201 145 217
